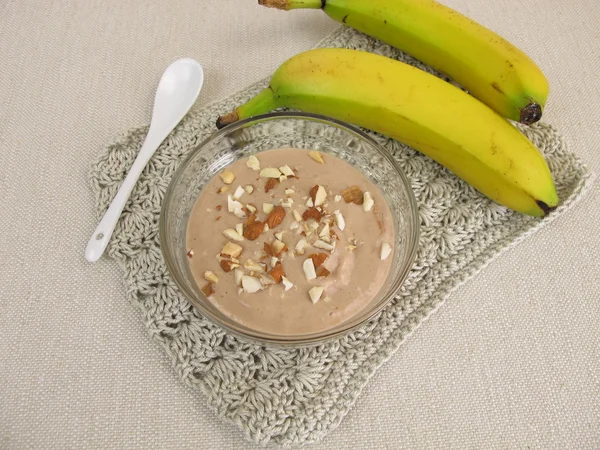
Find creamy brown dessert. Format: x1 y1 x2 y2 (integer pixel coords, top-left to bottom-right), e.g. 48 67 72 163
186 148 394 335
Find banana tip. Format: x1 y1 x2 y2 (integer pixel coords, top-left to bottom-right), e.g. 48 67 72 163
216 111 239 129
536 200 557 217
520 103 543 125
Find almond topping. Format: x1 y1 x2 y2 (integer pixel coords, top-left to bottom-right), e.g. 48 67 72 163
246 203 257 214
316 266 331 278
245 185 254 194
314 185 327 207
244 259 265 273
279 175 287 183
259 167 281 178
220 259 239 272
264 242 275 256
234 268 244 286
246 155 260 171
363 191 374 211
227 195 243 213
342 185 364 205
279 165 295 177
204 271 219 283
295 238 309 255
308 151 325 164
223 228 244 242
266 206 286 229
219 170 236 184
308 253 328 268
270 256 279 267
268 262 286 283
187 249 194 258
303 258 317 281
293 210 303 222
290 222 299 230
201 283 214 297
232 185 245 200
308 286 324 304
309 185 319 202
319 223 330 239
333 210 346 231
281 276 294 291
334 195 342 203
380 242 392 261
302 207 322 222
243 221 264 241
275 231 284 241
306 198 314 207
218 186 231 194
244 214 256 227
235 223 244 235
272 239 287 256
314 239 334 251
264 178 278 193
221 242 243 258
241 276 263 293
284 188 295 196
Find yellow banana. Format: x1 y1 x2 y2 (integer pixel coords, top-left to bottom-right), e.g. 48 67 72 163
217 48 558 217
259 0 549 125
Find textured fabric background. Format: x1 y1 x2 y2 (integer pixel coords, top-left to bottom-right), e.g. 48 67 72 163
0 0 598 448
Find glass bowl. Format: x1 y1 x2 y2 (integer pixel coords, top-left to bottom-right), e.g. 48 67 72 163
159 112 419 347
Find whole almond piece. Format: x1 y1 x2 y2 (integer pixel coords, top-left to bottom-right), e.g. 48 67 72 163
243 221 264 241
266 205 286 229
265 178 278 193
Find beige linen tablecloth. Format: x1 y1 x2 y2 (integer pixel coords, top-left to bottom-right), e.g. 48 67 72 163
0 0 598 448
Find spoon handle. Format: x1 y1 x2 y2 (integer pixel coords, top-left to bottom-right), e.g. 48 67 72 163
85 129 164 262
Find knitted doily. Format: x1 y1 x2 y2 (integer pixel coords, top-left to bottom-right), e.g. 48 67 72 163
89 27 593 446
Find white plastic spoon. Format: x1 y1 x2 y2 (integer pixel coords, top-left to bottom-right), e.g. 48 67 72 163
85 58 204 263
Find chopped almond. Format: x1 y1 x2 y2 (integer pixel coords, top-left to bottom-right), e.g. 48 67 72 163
308 286 324 304
309 185 319 202
316 266 331 278
201 283 214 297
314 186 327 206
219 170 235 184
245 185 254 194
241 276 262 293
221 242 243 258
380 242 392 261
279 165 295 177
342 185 364 205
243 221 264 241
303 258 317 281
308 151 324 164
218 186 231 194
308 253 328 268
266 205 286 229
223 228 244 242
363 191 374 211
204 271 219 283
220 259 239 272
268 262 286 283
272 239 287 256
246 155 260 171
265 178 278 193
264 242 275 257
302 207 322 222
259 167 281 178
244 213 256 227
187 249 194 258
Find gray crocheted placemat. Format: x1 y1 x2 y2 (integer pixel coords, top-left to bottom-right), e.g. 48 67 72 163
89 26 593 447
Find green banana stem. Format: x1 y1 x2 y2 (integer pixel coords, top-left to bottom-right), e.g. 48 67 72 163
258 0 322 10
216 87 277 129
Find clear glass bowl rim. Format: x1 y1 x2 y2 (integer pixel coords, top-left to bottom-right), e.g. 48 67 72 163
159 111 420 347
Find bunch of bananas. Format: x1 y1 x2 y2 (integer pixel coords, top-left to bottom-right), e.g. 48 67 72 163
217 0 557 217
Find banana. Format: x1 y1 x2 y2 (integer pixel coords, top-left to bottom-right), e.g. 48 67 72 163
216 48 558 217
259 0 549 125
